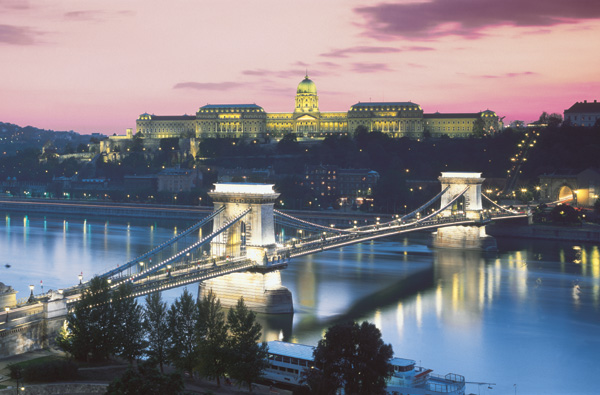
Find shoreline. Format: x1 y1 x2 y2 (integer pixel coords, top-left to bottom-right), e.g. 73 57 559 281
487 222 600 243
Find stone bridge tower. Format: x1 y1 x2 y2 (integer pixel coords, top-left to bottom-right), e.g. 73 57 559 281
208 183 279 264
202 183 292 314
435 172 496 250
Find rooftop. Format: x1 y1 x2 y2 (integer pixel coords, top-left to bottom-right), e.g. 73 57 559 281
266 341 315 361
212 183 276 195
565 100 600 113
352 101 418 108
424 112 481 119
200 104 263 110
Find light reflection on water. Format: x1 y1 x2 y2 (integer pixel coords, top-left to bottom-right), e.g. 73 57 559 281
1 214 599 394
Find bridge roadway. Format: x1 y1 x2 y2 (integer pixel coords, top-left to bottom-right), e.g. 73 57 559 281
63 257 288 304
278 211 527 259
60 210 526 304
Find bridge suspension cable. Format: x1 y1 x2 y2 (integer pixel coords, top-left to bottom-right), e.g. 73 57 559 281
414 186 469 223
274 217 330 234
401 185 450 221
351 186 452 232
274 209 351 233
112 207 252 286
481 193 519 214
100 205 226 279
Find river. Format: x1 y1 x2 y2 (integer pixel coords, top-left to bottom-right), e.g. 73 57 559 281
1 213 599 394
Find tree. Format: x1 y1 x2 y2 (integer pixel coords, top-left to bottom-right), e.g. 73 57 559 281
113 283 146 364
196 289 229 386
167 289 199 373
277 133 300 154
549 203 580 224
311 321 393 395
143 292 170 373
226 297 268 391
106 360 184 395
57 276 116 361
472 117 486 137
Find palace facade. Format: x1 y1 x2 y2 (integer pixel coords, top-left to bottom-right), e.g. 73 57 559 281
135 76 501 140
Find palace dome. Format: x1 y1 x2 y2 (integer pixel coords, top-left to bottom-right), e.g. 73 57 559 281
297 76 317 94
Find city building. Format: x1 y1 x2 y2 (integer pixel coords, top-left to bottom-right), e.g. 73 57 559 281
157 167 201 193
564 100 600 127
424 111 499 137
539 168 600 207
135 76 501 140
302 165 379 203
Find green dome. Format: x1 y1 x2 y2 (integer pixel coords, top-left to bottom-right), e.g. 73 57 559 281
297 76 317 94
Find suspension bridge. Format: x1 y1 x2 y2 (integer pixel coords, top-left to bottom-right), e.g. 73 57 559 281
1 172 530 357
51 172 528 313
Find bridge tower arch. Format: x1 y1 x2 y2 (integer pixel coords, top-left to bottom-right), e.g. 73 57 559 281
208 183 279 263
439 172 484 219
202 183 293 314
435 172 496 251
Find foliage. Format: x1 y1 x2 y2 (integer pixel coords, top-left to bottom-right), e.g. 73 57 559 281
9 359 78 382
57 276 116 361
310 321 393 395
549 204 580 224
106 360 184 395
167 289 199 373
226 297 269 392
143 292 170 372
277 133 301 155
196 289 229 386
113 283 147 363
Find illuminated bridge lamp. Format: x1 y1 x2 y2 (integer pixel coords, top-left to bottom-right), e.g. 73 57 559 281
78 273 83 285
28 284 34 303
5 306 9 323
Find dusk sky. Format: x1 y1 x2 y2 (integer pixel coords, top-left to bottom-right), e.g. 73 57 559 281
2 0 600 134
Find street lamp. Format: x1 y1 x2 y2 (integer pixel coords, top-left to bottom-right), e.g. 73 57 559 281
28 284 34 303
5 307 9 323
78 273 83 285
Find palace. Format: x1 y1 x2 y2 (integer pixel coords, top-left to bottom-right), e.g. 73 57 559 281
135 76 501 140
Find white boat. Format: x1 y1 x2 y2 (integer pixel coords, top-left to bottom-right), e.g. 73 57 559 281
263 341 465 395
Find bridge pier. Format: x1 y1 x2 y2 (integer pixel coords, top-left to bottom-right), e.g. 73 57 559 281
205 183 293 314
433 225 497 251
199 268 293 314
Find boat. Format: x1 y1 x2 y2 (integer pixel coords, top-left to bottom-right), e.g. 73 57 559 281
263 340 466 395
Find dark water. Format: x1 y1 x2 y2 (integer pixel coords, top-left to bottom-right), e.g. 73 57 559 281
1 213 599 394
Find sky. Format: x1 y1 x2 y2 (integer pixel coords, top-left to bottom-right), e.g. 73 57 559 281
1 0 600 134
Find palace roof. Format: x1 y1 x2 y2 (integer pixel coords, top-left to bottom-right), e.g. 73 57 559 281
424 113 481 119
564 100 600 113
148 115 196 121
351 101 418 108
200 104 263 110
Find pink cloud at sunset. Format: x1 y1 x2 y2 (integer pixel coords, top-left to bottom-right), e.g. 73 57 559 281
0 0 599 134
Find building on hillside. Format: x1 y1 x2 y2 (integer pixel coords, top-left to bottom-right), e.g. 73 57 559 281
123 174 158 192
157 167 201 193
424 111 500 137
539 168 600 207
134 75 500 140
564 100 600 127
217 167 275 183
302 165 379 204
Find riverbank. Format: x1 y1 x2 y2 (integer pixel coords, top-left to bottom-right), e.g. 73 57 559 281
0 350 291 394
487 222 600 243
0 198 210 221
0 198 388 226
